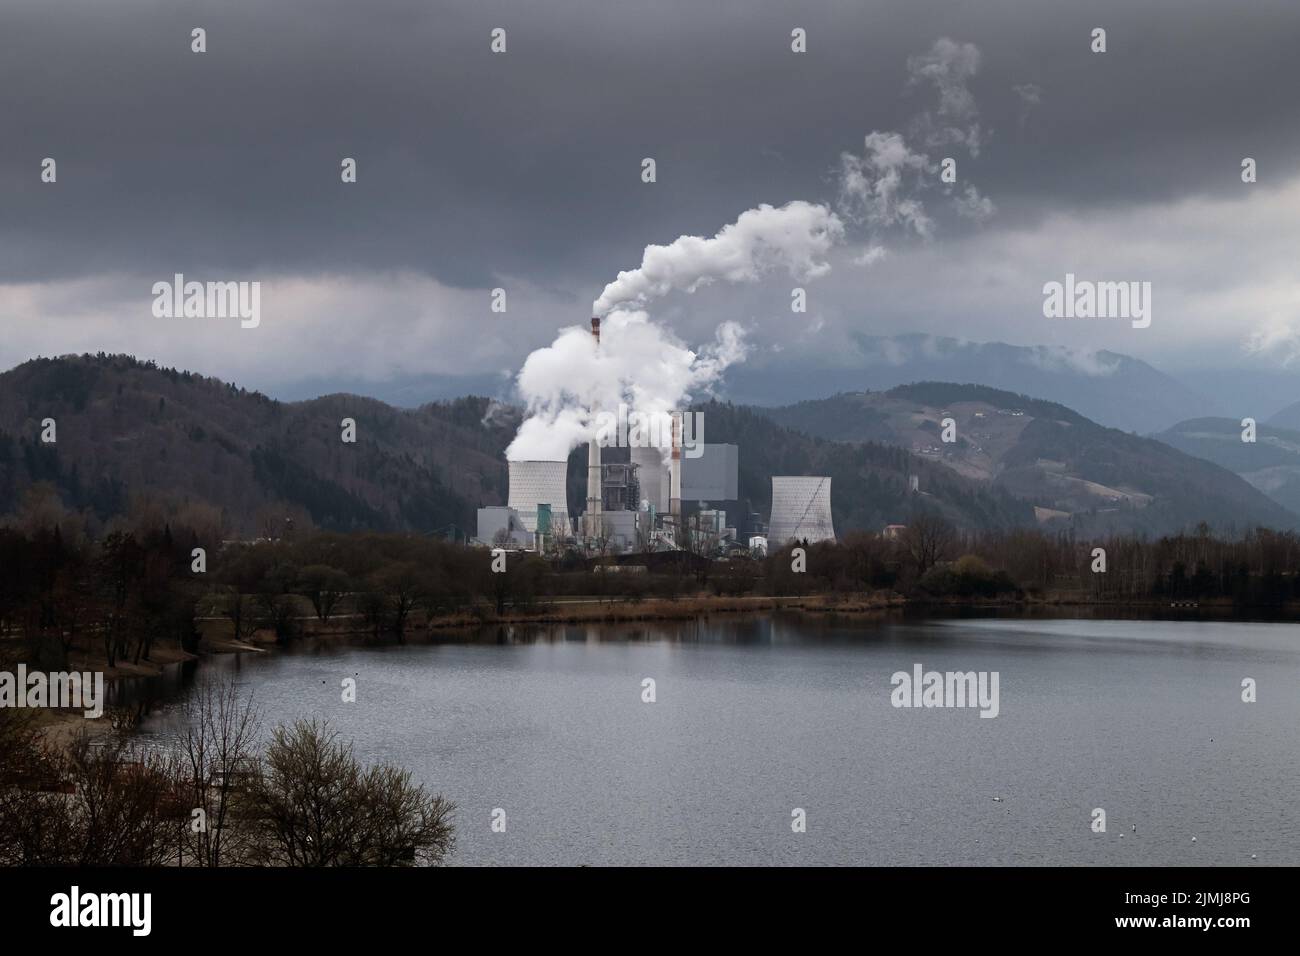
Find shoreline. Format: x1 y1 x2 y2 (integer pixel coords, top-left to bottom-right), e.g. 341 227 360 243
23 591 1297 748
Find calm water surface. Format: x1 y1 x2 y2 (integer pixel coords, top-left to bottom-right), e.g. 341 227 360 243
137 614 1300 866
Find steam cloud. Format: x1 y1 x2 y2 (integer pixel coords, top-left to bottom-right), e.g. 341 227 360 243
591 201 844 316
838 131 935 238
509 37 1013 462
505 201 843 461
1013 83 1044 136
906 37 984 156
505 311 747 461
838 37 995 253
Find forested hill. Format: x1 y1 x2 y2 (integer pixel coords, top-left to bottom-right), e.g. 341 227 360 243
0 354 518 537
758 383 1299 536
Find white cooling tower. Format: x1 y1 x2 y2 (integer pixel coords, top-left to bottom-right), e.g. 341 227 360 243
507 460 571 535
630 444 669 514
768 476 835 546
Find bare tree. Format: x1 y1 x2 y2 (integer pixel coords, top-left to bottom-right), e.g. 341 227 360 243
176 676 261 866
222 587 257 643
246 719 454 867
0 703 75 865
295 565 350 623
352 763 456 866
255 592 300 644
902 511 957 576
370 563 422 642
60 731 180 866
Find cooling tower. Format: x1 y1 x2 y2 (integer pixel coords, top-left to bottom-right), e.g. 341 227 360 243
630 444 669 513
507 460 570 535
768 476 835 546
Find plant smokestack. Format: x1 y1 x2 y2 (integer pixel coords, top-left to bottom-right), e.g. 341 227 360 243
670 410 682 521
585 317 603 538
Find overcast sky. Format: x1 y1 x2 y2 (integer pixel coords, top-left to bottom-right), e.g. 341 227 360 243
3 0 1300 402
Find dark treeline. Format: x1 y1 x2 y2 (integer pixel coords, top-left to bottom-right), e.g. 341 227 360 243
769 517 1300 604
5 510 1300 677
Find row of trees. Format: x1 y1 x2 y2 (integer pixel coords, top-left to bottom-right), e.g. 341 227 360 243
757 516 1300 603
6 514 1300 679
0 523 202 671
0 676 455 867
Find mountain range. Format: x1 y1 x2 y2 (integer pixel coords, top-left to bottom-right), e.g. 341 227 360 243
1 354 1295 540
1156 417 1300 517
759 384 1299 536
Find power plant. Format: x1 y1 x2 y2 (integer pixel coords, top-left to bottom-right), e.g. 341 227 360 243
477 316 836 556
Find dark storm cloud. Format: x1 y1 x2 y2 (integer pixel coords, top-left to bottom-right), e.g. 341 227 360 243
3 0 1299 291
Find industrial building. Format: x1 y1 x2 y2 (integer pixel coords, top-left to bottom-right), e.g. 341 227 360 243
767 476 836 546
680 444 738 501
478 315 835 557
483 449 832 556
483 451 831 556
475 505 534 549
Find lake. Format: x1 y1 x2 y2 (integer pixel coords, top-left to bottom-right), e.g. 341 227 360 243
136 612 1300 866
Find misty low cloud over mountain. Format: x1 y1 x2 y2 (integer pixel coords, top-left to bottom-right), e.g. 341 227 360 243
726 334 1215 435
2 0 1300 414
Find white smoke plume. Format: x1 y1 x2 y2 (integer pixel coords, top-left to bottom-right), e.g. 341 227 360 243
853 245 888 267
591 201 844 316
506 310 747 461
906 38 984 156
838 38 993 252
953 183 995 222
510 38 1002 462
1013 82 1044 136
837 131 935 238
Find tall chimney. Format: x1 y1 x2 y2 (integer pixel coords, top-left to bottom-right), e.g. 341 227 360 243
669 410 682 521
585 317 603 539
